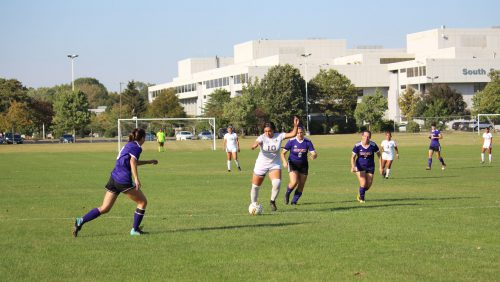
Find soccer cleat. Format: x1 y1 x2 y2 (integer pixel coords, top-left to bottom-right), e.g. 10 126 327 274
425 167 431 170
291 201 297 205
356 194 365 203
227 170 231 172
441 165 446 170
270 200 277 211
130 227 147 236
72 217 83 237
238 166 241 171
385 176 389 179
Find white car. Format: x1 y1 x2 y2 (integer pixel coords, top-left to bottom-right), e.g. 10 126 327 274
198 131 213 140
175 131 194 140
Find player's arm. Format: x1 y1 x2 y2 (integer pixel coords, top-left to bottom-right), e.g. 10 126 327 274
236 136 240 152
438 133 443 140
137 160 158 166
223 137 227 150
377 151 383 173
130 157 141 190
284 116 299 139
309 151 317 160
281 149 289 168
251 140 261 150
395 146 400 159
351 153 357 172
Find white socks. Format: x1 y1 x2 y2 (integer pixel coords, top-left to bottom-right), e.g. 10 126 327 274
251 184 260 203
271 179 281 201
227 161 231 170
482 153 492 163
235 160 240 168
385 169 391 178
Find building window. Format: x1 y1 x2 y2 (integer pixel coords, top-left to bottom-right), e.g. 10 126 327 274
356 89 363 97
401 85 407 90
400 69 406 73
474 83 486 92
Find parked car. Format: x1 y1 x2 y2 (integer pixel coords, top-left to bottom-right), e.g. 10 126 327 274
145 132 156 141
0 136 4 144
175 131 194 140
4 133 23 144
217 128 227 139
471 121 493 131
198 130 213 140
59 134 74 143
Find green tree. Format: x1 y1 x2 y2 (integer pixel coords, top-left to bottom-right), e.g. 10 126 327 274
472 70 500 115
222 88 257 135
415 84 468 128
258 64 305 131
0 101 33 134
203 88 231 129
52 90 91 137
122 81 146 117
147 88 186 118
398 86 421 119
309 69 358 118
354 89 388 131
0 78 29 113
74 77 110 108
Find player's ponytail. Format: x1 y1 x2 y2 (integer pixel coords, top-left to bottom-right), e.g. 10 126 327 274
129 128 146 142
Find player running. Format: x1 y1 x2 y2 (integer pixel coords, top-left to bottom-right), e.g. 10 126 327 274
72 128 158 237
281 126 317 205
380 131 399 179
426 123 446 170
250 116 299 211
223 126 241 172
481 127 493 164
351 130 382 203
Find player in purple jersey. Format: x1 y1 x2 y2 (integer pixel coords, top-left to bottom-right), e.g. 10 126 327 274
72 128 158 237
351 130 382 203
426 123 446 170
281 127 317 205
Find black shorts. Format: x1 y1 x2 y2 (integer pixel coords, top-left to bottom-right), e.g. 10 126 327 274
429 145 441 152
105 176 134 195
288 161 309 175
355 165 375 174
158 142 164 146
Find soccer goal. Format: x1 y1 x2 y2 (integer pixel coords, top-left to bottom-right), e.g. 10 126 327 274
117 117 216 151
476 114 500 135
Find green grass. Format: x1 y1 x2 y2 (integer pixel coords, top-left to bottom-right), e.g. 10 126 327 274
0 132 499 281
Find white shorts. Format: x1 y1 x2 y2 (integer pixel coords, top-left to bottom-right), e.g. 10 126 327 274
253 161 281 176
382 153 394 161
226 147 237 153
482 144 492 149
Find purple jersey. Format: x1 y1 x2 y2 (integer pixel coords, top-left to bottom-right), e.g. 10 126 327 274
352 141 379 169
430 129 441 147
283 137 315 163
111 141 142 184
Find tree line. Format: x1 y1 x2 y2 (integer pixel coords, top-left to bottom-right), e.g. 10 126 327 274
1 66 498 138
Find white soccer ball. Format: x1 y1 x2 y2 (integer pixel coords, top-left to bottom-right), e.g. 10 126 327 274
248 202 263 215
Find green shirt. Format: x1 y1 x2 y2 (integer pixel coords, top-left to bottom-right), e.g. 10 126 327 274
156 131 166 142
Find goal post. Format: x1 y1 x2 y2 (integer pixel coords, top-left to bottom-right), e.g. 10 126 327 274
117 117 216 151
476 114 500 135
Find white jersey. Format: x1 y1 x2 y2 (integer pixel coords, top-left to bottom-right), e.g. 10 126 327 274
254 132 286 172
381 139 397 160
483 132 493 148
224 132 238 151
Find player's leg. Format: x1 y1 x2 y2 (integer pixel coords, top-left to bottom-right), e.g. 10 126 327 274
436 150 446 169
268 169 282 211
232 152 241 171
481 147 486 163
365 173 374 190
251 173 265 204
227 152 232 171
285 170 298 204
73 191 118 237
427 149 434 169
385 160 393 178
381 159 387 176
125 189 148 235
488 147 492 163
356 171 367 202
291 173 308 205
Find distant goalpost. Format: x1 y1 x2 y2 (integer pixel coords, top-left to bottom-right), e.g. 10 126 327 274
117 117 216 151
477 114 500 135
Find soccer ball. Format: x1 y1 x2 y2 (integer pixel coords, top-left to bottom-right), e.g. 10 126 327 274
248 202 263 215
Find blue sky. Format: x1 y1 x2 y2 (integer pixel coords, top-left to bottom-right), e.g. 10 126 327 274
1 0 499 92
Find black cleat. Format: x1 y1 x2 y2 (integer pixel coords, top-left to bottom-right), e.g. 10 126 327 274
72 217 83 238
270 200 277 211
238 166 241 171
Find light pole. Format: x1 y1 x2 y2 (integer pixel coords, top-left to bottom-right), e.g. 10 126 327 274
119 82 125 118
67 54 79 91
427 75 439 85
301 53 312 134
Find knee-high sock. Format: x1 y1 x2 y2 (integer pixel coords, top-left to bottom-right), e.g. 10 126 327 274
271 179 281 201
428 158 432 168
133 208 145 230
251 184 260 203
292 191 303 204
82 208 101 225
481 153 485 162
227 161 231 170
439 157 445 165
386 169 391 177
234 160 240 168
359 187 366 200
489 154 492 163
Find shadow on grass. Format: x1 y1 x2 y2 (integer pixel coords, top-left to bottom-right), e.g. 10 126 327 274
289 203 420 213
335 196 478 204
392 175 458 179
153 222 308 234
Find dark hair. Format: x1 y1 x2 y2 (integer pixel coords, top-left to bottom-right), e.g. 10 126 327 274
362 130 372 137
385 130 392 135
431 123 436 127
129 128 146 142
263 121 276 132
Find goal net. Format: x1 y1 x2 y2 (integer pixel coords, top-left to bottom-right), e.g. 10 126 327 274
476 114 500 135
117 117 216 151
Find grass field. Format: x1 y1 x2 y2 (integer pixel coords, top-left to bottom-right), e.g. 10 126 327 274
0 132 499 281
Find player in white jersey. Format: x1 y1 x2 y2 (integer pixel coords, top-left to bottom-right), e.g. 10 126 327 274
481 127 493 164
249 116 299 212
223 126 241 171
380 131 399 179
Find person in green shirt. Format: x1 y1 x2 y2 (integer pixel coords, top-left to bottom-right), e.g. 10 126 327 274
156 128 166 152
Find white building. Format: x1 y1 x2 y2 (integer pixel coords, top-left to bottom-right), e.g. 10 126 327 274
149 27 500 121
